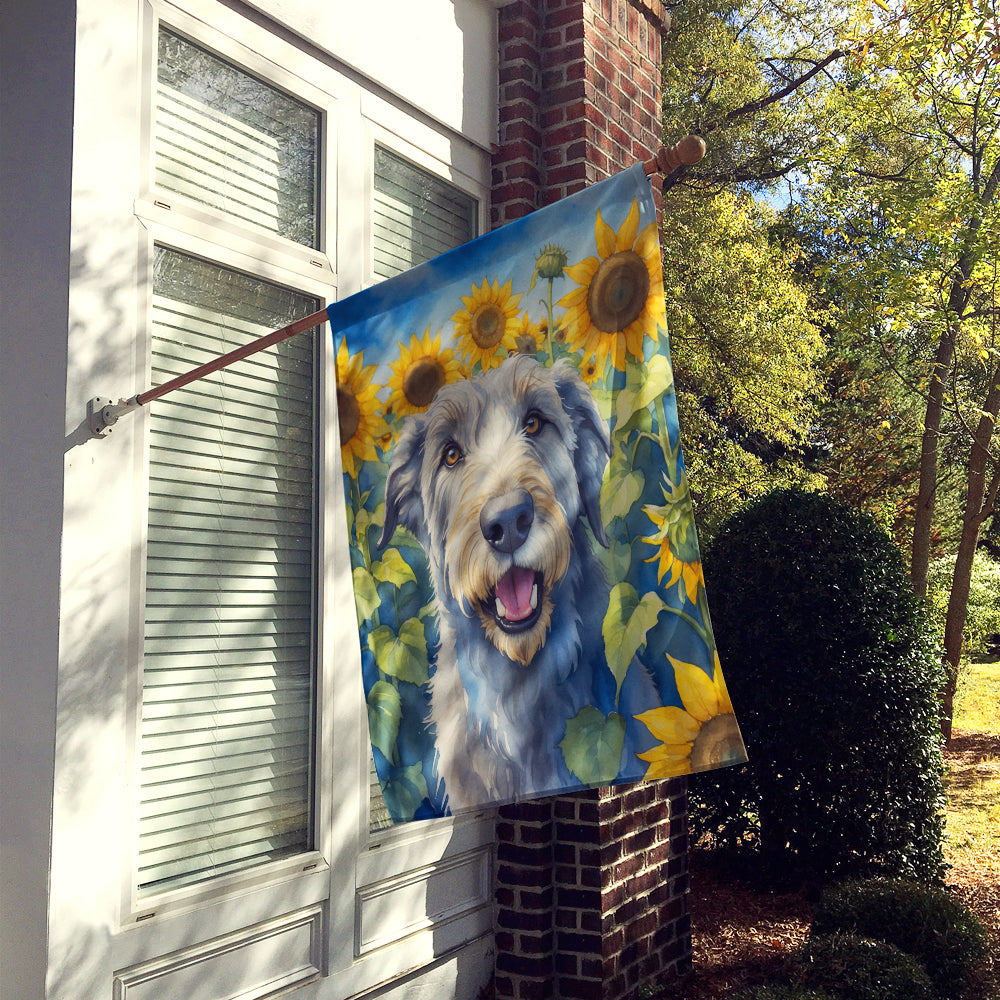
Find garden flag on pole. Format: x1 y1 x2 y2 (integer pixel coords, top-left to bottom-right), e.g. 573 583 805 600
329 163 746 822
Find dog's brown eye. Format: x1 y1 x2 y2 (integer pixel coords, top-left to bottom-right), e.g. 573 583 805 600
442 442 463 467
523 412 543 436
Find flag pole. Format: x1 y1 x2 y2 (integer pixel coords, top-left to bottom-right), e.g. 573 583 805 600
88 136 705 438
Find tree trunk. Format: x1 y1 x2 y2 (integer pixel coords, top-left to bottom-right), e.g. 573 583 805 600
941 380 1000 741
909 160 1000 597
910 331 955 597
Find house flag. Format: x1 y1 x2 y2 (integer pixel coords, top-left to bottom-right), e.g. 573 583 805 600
328 163 747 822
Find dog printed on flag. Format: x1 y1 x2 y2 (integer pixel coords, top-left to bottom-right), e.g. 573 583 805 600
330 164 746 821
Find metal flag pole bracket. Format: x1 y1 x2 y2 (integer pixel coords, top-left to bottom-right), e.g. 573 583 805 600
88 395 141 438
86 137 704 440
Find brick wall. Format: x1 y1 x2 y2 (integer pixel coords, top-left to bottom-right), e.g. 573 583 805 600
492 0 668 227
490 6 691 997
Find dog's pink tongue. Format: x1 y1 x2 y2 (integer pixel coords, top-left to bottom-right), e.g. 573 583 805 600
496 567 535 621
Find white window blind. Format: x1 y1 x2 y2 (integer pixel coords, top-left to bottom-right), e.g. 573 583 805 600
372 145 477 279
156 27 320 248
138 248 319 895
368 149 478 830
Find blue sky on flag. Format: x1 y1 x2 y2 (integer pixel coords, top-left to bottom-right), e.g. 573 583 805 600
328 163 746 822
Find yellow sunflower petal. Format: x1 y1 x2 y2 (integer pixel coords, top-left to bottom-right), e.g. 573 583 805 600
634 705 702 744
681 562 704 606
594 209 616 260
635 222 659 260
713 653 734 714
637 745 693 779
562 258 600 288
616 200 641 253
669 654 722 723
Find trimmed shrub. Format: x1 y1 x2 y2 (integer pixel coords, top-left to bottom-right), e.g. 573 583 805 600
791 933 934 1000
692 489 946 882
811 878 988 999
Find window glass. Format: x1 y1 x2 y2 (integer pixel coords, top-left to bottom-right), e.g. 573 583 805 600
138 246 318 895
372 145 477 279
368 148 478 831
156 27 320 248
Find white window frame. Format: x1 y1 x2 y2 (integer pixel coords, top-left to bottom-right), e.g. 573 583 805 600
109 0 495 992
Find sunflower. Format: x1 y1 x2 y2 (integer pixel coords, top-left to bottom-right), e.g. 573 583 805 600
642 470 703 606
634 653 745 778
451 277 523 370
577 354 603 386
385 327 465 417
508 312 545 358
558 200 666 371
335 338 389 478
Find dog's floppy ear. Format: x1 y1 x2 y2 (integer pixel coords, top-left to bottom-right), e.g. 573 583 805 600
551 361 612 547
378 415 427 549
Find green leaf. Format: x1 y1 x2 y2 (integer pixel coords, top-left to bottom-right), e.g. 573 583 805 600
373 547 417 589
381 761 430 823
559 707 626 785
602 582 665 697
352 566 381 624
602 535 634 583
367 680 401 765
601 452 645 522
368 617 431 684
614 354 673 428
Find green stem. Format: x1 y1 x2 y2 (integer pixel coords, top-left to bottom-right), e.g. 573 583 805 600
659 602 711 645
654 393 679 480
546 278 556 364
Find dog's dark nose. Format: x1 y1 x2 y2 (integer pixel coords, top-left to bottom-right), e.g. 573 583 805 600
480 489 533 553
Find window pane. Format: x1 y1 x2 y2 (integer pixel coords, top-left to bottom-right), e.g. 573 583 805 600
156 28 320 248
373 146 477 279
368 150 477 830
139 247 318 895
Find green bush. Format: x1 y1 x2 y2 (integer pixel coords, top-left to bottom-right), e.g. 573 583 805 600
811 878 988 999
927 551 1000 658
791 933 934 1000
692 489 947 882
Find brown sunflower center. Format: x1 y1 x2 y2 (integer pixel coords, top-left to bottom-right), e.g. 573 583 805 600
403 357 446 408
689 713 743 772
586 250 650 333
337 384 361 444
470 303 507 350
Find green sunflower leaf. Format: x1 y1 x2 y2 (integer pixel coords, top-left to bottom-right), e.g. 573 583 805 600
367 680 401 765
352 566 381 625
601 452 645 522
603 582 665 697
559 707 626 785
373 547 417 589
381 761 429 824
614 353 674 428
368 617 430 684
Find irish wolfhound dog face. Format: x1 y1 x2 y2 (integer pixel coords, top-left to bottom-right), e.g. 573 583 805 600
380 355 610 665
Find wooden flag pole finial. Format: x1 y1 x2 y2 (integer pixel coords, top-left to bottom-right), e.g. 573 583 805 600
643 135 706 176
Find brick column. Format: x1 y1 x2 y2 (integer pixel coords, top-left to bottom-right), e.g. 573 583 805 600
492 0 668 227
491 5 691 998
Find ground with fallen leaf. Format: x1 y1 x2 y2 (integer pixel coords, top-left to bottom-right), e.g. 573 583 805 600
671 729 1000 999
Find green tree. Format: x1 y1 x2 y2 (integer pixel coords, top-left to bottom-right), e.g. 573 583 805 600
661 188 825 536
804 0 1000 736
659 1 844 535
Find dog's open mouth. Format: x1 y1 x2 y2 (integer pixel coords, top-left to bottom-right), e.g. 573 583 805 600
486 566 543 633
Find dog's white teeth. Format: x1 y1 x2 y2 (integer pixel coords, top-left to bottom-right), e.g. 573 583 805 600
529 583 538 611
496 596 508 619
